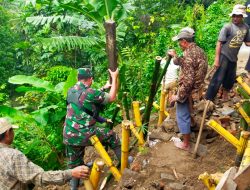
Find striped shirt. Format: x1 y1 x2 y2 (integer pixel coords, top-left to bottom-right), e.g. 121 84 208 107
0 143 72 189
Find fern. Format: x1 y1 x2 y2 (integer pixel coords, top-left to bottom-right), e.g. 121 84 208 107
41 36 99 51
26 15 95 29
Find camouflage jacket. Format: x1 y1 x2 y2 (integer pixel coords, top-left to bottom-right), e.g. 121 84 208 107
63 82 110 146
174 43 208 102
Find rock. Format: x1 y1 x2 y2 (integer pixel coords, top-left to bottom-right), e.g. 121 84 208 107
120 169 143 189
161 118 176 132
167 182 186 190
220 107 235 116
215 167 237 190
234 164 250 190
149 131 172 142
190 143 207 157
131 161 142 172
193 100 215 112
160 173 175 181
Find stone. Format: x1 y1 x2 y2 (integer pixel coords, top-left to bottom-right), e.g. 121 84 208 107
160 173 175 181
168 182 186 190
131 161 142 172
190 143 207 157
149 131 172 142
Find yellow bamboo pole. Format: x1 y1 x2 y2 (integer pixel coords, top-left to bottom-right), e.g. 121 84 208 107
236 76 250 95
198 172 217 190
90 158 105 190
130 123 145 146
152 101 169 117
121 120 130 174
235 103 250 126
90 135 121 181
132 101 144 144
83 180 94 190
207 120 240 149
158 89 167 127
236 131 250 166
239 140 250 170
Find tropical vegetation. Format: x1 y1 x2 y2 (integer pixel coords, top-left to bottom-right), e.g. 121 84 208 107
0 0 244 170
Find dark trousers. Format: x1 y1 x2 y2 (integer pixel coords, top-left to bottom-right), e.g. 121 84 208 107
206 54 236 100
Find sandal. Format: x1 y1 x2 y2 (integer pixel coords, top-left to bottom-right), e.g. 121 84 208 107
174 141 191 151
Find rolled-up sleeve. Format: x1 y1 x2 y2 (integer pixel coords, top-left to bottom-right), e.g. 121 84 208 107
12 151 72 186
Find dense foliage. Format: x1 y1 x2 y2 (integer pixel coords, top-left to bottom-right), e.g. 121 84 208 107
0 0 243 170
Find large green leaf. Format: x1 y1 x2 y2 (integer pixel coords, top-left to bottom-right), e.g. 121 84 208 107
8 75 55 92
63 69 77 97
41 36 98 51
32 105 58 126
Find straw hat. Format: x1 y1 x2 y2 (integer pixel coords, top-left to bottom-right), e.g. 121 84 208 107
229 4 248 17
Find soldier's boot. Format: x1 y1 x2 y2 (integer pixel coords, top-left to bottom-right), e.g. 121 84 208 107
70 177 79 190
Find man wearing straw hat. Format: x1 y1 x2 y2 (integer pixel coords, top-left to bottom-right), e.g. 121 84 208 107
168 27 208 151
206 4 250 101
0 117 90 189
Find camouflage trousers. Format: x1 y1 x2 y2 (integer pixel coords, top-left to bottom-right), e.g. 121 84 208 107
65 126 120 168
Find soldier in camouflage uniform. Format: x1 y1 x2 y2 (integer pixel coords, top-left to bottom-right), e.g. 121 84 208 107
168 27 208 151
63 67 120 190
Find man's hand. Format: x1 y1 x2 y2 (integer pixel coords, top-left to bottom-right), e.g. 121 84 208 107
108 68 119 79
169 95 178 105
213 60 220 69
102 80 111 90
167 49 177 58
71 165 90 179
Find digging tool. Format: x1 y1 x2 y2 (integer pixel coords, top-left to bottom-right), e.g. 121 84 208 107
193 100 210 158
205 66 215 80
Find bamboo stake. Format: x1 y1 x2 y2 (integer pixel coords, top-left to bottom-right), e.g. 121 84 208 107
90 158 105 190
121 120 130 174
142 56 162 139
90 135 121 181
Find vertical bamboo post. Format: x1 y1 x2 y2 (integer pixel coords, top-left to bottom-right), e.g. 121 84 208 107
236 131 250 166
104 20 117 72
239 140 250 170
132 101 144 143
142 56 162 139
90 135 121 181
121 120 130 174
157 88 167 127
90 158 105 190
83 180 94 190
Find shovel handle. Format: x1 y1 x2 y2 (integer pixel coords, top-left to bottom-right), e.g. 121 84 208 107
193 100 210 158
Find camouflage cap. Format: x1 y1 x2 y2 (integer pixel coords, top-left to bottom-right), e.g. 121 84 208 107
77 67 93 80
